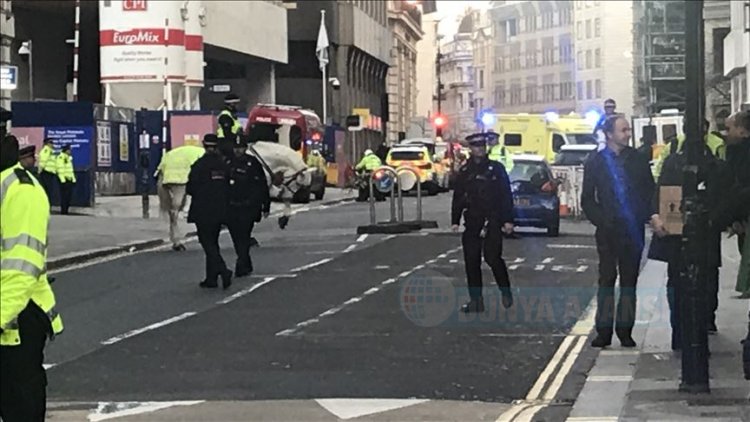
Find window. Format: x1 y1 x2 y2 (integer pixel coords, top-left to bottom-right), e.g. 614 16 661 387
586 19 592 38
577 22 583 40
504 134 523 146
469 93 475 109
594 18 601 37
526 76 537 104
507 19 518 38
479 69 484 89
586 80 593 99
577 81 584 99
577 51 583 70
586 50 592 69
595 79 602 98
560 81 574 100
552 134 566 153
595 48 601 68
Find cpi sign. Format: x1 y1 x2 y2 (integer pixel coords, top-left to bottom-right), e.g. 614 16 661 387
123 0 147 11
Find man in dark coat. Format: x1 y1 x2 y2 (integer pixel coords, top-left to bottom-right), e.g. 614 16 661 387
187 134 232 289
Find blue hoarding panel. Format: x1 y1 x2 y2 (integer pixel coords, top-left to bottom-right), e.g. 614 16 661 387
45 126 93 169
11 101 94 127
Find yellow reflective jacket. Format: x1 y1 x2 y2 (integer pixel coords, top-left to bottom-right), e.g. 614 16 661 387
216 109 242 138
56 153 76 183
306 154 327 172
488 144 514 171
38 144 56 174
157 145 205 185
653 133 726 178
1 163 63 346
355 154 382 171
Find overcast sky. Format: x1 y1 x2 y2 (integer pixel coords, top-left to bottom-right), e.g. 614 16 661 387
435 0 490 37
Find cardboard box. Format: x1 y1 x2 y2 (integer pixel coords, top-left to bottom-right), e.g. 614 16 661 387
659 186 683 235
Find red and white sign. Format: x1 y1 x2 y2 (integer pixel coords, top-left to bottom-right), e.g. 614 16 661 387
123 0 147 11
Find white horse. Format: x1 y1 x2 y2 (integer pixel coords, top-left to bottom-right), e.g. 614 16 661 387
245 141 314 229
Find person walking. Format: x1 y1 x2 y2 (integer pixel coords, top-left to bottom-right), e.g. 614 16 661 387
36 138 56 198
156 145 205 251
55 145 76 215
581 115 655 348
187 135 233 289
1 134 64 422
451 132 515 313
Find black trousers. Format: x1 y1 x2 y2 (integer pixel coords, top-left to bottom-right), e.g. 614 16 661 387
0 302 50 422
196 222 227 282
59 182 74 215
462 220 510 299
227 218 255 274
38 171 56 200
594 227 644 339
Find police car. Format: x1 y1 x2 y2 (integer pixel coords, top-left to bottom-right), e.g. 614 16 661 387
508 154 561 236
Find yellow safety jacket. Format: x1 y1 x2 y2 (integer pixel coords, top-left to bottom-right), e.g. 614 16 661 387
56 153 76 183
306 154 327 172
355 154 382 171
653 133 725 178
488 144 514 171
1 163 63 345
216 109 242 138
157 145 205 185
38 144 56 174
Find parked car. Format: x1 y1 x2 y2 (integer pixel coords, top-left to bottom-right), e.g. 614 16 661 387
508 155 561 236
385 145 442 195
553 144 596 166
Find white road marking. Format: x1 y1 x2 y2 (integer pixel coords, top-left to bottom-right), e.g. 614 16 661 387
315 398 430 420
384 235 397 241
508 264 519 271
43 363 56 370
515 404 547 422
449 259 459 264
218 277 277 305
342 244 357 253
413 264 425 270
381 278 397 285
344 297 363 305
426 259 437 265
374 265 390 270
399 270 413 278
600 350 640 356
511 257 526 264
576 265 589 272
363 287 381 296
542 257 555 264
357 234 368 242
525 336 576 401
88 401 205 421
534 265 545 271
542 336 587 400
250 274 297 279
587 375 633 382
551 265 563 272
319 308 342 317
291 258 332 272
496 402 534 422
101 312 196 345
547 244 596 249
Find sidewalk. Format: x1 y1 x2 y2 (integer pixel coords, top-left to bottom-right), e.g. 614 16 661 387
569 236 750 421
47 188 355 268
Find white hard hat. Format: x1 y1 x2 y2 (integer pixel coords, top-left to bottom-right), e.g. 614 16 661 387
311 150 320 156
364 149 373 155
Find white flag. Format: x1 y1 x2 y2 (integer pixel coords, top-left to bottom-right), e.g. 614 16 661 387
316 12 329 71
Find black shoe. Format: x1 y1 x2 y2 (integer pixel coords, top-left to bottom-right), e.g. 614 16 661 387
619 336 637 348
707 321 718 334
461 298 485 313
199 279 218 289
249 237 260 248
172 244 186 252
235 267 253 278
500 288 514 309
591 335 612 348
221 270 233 290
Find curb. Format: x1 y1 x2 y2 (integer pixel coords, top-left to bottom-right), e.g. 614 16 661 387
48 195 356 270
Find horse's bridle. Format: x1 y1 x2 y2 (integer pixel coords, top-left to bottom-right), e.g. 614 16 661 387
247 143 307 198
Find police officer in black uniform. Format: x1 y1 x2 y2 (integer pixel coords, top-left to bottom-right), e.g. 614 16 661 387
187 134 233 289
451 132 515 313
226 134 271 277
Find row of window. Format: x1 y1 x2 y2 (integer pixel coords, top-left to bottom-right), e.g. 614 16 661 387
493 80 580 107
576 48 602 70
575 1 601 10
494 45 575 72
496 6 574 42
576 18 601 40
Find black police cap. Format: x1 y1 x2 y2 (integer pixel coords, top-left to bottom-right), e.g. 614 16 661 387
465 132 495 146
202 134 219 147
19 145 35 159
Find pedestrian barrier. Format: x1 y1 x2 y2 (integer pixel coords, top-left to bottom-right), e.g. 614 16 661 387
396 166 422 223
550 165 585 219
368 166 398 225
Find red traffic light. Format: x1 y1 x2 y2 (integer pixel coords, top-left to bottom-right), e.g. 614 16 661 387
433 115 446 128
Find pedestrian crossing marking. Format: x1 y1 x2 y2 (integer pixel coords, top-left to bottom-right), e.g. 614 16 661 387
508 264 519 271
534 265 545 271
542 257 555 264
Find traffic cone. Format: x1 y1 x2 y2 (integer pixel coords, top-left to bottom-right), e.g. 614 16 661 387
559 189 570 217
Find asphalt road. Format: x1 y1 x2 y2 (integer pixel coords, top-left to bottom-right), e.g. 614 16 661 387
45 193 601 421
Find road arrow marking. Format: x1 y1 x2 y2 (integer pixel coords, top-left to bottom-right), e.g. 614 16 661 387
88 401 204 421
315 398 429 420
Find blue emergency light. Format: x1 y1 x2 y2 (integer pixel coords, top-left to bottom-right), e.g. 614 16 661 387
480 112 495 127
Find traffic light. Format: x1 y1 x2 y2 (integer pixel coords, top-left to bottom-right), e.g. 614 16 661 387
433 114 446 138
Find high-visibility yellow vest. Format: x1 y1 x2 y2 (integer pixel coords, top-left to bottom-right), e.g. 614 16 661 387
216 109 242 138
1 163 63 346
306 154 327 172
56 153 76 183
653 133 726 178
488 144 514 171
355 154 382 171
38 144 56 174
157 145 205 185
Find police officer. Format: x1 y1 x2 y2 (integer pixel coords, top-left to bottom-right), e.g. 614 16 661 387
18 145 36 171
37 138 57 198
451 132 515 313
217 94 242 140
487 131 513 171
226 134 270 277
56 145 76 215
1 134 64 421
187 134 233 289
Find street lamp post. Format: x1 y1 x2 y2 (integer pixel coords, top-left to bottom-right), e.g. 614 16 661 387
18 40 33 100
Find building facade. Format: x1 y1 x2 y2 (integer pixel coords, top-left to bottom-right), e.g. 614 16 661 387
439 14 475 141
471 7 493 128
386 0 422 144
412 10 439 138
0 0 14 109
573 0 634 117
703 0 732 129
490 0 575 115
723 0 749 113
633 0 686 116
277 0 391 153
